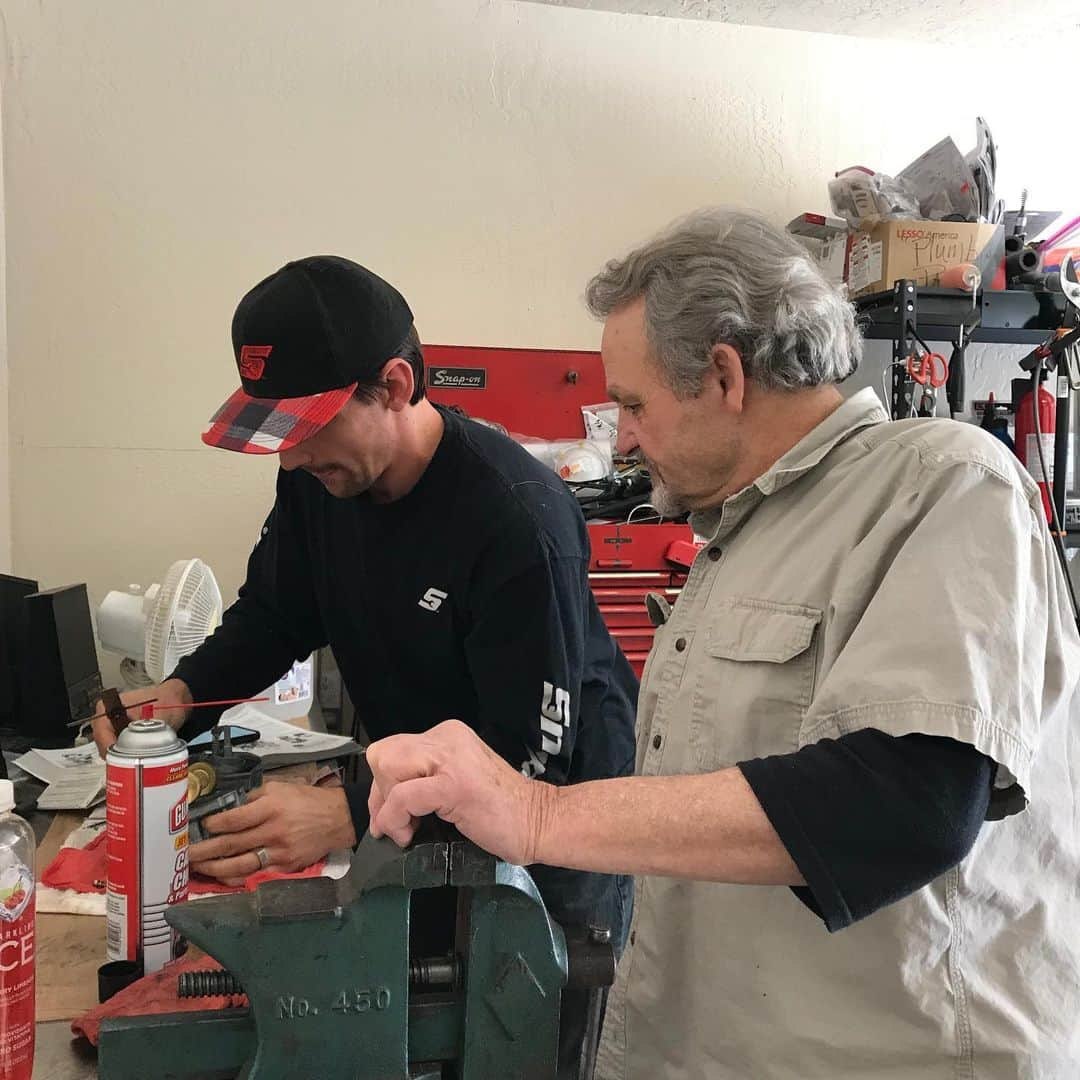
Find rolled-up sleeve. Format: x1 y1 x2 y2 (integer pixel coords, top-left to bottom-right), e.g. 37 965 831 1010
800 450 1077 814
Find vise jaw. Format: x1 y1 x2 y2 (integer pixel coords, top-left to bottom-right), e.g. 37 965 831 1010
98 827 611 1079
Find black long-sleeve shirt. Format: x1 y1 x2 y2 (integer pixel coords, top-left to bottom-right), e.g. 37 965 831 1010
741 729 993 932
172 406 637 941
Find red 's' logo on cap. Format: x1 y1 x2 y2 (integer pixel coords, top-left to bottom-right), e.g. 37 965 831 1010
239 345 272 380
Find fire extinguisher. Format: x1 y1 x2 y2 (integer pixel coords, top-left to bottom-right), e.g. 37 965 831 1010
1014 372 1055 523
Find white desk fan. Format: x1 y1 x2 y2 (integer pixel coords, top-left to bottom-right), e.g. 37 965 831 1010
96 558 314 722
97 558 224 688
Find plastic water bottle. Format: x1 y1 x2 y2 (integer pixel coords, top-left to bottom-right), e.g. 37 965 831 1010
0 781 35 1080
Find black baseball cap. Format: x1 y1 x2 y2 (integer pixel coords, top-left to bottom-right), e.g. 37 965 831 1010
202 256 413 454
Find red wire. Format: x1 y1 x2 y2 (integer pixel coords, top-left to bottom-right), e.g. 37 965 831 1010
141 697 269 715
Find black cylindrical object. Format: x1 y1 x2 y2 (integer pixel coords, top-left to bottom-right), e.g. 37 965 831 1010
1006 247 1039 278
1005 233 1026 255
98 960 143 1003
565 935 616 990
946 341 966 419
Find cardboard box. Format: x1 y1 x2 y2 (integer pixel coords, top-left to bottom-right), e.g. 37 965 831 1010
848 218 1003 298
787 213 851 287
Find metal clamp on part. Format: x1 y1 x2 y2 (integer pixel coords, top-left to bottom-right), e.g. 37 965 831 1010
98 821 615 1079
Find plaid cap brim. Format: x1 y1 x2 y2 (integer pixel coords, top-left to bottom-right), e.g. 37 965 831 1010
201 383 357 454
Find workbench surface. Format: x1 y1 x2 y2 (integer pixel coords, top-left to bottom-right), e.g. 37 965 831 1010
33 1020 97 1079
31 810 103 1078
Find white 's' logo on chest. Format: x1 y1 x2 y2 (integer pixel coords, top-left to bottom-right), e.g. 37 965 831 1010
418 587 449 613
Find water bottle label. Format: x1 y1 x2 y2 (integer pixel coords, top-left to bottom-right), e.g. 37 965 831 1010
0 866 32 924
0 865 35 1079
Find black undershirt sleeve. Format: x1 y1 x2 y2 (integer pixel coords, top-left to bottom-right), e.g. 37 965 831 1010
739 728 993 932
170 472 327 738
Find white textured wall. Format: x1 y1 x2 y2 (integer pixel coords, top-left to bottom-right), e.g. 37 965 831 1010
0 87 9 572
1 0 1077 678
525 0 1080 47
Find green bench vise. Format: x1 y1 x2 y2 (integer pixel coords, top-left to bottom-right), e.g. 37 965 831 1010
97 824 615 1079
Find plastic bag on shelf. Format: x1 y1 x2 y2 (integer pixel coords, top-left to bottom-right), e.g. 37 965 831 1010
829 167 920 228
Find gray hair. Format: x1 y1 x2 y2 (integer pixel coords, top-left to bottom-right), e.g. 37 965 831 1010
584 208 862 396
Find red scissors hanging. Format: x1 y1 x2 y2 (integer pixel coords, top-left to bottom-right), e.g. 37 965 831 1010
906 350 949 417
906 350 949 387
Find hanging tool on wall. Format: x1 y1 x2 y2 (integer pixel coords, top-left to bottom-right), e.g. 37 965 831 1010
945 307 982 419
884 280 954 420
907 348 949 417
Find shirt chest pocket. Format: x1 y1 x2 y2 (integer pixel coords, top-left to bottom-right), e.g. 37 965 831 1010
688 599 822 771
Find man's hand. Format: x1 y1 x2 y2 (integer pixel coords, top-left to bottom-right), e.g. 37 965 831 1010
91 678 193 758
190 782 357 885
367 719 553 866
369 723 805 885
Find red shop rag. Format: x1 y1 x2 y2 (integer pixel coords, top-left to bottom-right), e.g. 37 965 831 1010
72 950 242 1046
42 831 326 895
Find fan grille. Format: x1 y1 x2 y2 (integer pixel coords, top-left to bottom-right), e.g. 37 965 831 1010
144 558 223 682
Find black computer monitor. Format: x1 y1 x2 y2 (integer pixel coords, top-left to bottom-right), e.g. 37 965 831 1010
21 585 103 746
0 574 39 732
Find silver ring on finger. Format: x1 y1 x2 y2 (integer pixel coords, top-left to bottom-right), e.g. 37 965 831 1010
254 846 271 871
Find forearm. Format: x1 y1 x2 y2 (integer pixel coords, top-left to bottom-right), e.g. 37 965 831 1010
739 730 993 931
533 768 804 885
156 678 193 731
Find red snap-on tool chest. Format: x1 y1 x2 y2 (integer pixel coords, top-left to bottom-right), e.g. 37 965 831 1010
587 523 699 676
426 344 697 676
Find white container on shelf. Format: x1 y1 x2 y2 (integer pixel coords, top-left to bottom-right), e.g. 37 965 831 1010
233 654 315 723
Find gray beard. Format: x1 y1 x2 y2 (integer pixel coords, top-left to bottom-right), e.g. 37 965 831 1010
647 474 688 518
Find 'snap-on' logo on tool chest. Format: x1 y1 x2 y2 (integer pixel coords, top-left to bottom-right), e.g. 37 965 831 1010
429 367 487 390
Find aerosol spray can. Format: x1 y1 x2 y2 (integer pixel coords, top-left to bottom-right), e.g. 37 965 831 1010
105 713 189 975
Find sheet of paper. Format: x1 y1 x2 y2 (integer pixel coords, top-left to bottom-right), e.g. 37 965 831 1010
36 774 105 811
217 703 360 759
14 746 104 786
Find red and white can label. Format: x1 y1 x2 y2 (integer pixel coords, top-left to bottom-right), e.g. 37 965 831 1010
106 751 189 974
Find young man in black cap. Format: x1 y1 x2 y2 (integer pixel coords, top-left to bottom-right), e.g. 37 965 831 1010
91 255 637 1073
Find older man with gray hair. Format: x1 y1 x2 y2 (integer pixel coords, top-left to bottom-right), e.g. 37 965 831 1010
363 209 1080 1077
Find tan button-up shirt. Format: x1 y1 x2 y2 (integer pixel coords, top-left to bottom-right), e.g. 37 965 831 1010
597 388 1080 1079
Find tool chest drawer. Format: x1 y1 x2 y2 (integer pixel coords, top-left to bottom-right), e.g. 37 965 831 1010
609 627 658 653
587 523 699 676
590 584 684 607
597 604 663 628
